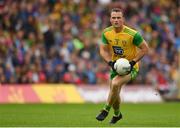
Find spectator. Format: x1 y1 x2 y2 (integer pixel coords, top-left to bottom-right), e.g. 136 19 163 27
0 0 179 86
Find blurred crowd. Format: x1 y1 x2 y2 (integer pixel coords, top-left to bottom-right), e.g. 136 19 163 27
0 0 179 86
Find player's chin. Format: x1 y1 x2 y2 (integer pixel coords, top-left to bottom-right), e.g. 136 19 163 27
113 24 121 28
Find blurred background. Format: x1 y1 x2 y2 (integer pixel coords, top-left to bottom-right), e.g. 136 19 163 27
0 0 180 103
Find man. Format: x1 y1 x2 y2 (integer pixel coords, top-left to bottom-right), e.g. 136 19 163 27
96 8 149 124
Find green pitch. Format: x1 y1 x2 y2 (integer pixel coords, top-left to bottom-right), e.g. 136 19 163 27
0 103 180 127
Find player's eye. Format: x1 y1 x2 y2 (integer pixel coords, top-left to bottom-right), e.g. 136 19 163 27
112 17 121 19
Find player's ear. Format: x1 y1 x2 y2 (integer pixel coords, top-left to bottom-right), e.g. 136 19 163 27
110 15 112 23
120 12 124 22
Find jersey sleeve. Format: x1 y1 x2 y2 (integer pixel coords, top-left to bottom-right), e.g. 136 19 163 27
101 32 108 44
133 32 143 46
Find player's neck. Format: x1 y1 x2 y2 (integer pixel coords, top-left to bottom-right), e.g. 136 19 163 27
114 25 124 33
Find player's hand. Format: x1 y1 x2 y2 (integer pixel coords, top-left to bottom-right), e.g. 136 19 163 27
108 61 116 71
129 60 136 72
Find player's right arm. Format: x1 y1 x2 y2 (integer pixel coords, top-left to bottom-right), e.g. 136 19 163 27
99 31 112 63
99 43 111 63
100 43 116 71
100 32 115 70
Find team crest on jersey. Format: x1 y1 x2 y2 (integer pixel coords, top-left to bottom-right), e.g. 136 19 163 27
122 40 127 46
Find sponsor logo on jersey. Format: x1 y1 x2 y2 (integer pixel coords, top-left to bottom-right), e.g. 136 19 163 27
112 46 124 55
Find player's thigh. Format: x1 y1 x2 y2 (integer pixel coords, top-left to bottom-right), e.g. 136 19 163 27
110 80 121 92
112 74 131 87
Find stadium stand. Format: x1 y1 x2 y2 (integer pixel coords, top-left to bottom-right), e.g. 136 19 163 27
0 0 179 90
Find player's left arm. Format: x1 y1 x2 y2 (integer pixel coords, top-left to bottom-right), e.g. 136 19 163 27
132 32 149 63
133 40 149 62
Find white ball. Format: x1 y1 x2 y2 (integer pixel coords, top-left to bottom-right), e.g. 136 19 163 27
114 58 131 76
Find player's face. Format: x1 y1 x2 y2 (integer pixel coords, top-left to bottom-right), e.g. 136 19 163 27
110 12 124 28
